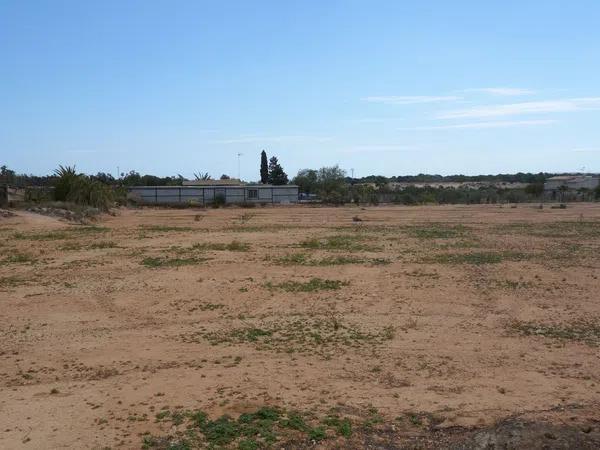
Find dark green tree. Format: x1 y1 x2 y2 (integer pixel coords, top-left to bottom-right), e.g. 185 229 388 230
524 182 544 196
0 165 16 184
260 150 269 184
292 169 318 194
268 156 288 185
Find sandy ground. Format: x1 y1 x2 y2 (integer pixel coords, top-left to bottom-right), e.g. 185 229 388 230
1 204 599 449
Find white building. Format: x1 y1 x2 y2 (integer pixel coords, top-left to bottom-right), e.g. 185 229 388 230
127 184 298 205
544 175 600 192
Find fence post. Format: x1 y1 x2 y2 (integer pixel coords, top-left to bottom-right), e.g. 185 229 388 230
0 185 7 207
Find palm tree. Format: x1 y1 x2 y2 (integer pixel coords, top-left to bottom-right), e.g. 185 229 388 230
194 172 212 180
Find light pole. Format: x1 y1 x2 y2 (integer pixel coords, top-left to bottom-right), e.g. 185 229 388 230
237 153 243 181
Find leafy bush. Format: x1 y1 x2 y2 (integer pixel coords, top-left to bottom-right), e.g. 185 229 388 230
316 166 349 204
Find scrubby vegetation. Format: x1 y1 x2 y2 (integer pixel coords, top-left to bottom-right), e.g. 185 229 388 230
3 164 598 207
183 317 395 357
142 406 358 449
53 165 116 211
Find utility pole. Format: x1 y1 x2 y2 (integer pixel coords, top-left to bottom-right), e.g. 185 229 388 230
237 153 243 181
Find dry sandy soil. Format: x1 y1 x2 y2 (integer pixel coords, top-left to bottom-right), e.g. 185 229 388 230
1 204 600 449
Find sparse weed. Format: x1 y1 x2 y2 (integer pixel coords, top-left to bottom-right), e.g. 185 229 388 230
0 275 30 288
185 317 395 357
494 221 600 239
493 279 534 289
510 319 600 346
1 252 37 265
192 241 250 252
139 225 193 233
424 251 528 265
90 241 119 249
300 234 377 252
14 231 69 241
272 253 386 266
265 277 349 292
404 224 470 239
141 256 209 268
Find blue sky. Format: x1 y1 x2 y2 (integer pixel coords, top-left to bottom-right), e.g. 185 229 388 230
1 0 599 180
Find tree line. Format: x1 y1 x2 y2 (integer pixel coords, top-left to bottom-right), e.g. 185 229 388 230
2 161 599 209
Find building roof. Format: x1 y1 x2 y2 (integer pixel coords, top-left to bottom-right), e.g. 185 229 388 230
129 184 298 189
182 179 243 186
547 175 599 181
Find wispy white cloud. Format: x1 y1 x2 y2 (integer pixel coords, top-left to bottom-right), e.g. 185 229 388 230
339 145 416 154
437 97 600 119
362 95 462 105
213 135 332 144
404 119 557 130
462 87 535 96
572 147 600 153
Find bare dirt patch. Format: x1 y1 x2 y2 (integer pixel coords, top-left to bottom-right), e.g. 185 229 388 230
1 204 600 449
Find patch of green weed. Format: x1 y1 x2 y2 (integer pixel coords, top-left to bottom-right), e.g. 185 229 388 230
265 278 349 292
139 225 193 233
192 241 250 252
300 234 377 252
404 224 470 239
1 252 37 265
141 256 209 268
510 319 600 346
424 251 528 265
185 318 395 357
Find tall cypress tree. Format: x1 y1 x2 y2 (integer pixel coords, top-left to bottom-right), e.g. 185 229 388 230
260 150 269 184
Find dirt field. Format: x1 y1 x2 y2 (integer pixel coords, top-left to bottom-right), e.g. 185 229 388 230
1 204 600 449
